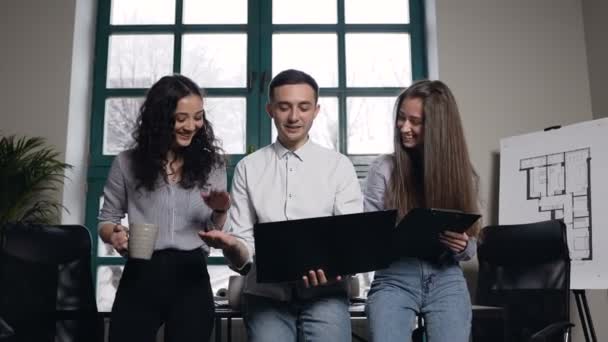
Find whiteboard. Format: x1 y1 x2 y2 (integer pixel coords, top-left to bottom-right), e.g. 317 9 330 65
499 118 608 289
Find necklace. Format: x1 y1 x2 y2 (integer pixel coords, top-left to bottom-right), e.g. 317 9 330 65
168 173 179 183
165 156 183 184
166 167 181 184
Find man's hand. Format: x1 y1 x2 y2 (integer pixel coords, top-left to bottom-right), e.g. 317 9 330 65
439 230 469 253
302 269 343 288
198 230 236 250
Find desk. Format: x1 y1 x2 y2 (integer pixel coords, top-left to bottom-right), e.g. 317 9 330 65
214 306 242 342
214 303 505 342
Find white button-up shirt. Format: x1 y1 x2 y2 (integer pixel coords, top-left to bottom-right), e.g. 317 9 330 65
227 139 363 300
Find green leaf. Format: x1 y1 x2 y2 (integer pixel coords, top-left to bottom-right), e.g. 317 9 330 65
0 134 71 227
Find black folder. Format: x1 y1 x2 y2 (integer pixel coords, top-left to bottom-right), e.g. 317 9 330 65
392 208 481 259
253 210 397 283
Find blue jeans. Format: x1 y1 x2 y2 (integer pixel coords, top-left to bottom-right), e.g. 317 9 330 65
243 293 351 342
366 258 471 342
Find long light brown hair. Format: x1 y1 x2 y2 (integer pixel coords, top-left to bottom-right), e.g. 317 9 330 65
386 80 481 237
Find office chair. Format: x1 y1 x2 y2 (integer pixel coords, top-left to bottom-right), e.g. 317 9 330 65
0 223 103 342
0 317 14 340
475 220 574 342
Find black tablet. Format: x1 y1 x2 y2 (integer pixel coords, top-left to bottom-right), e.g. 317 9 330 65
398 208 481 234
392 208 481 259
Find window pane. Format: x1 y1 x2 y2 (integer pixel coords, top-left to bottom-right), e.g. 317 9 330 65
110 0 175 25
209 248 223 257
183 0 247 24
182 34 247 88
347 97 395 154
310 97 339 150
96 266 123 313
103 97 143 155
345 0 409 24
273 34 338 87
107 34 174 88
271 97 339 151
98 196 129 257
273 0 336 24
346 33 411 87
205 97 246 154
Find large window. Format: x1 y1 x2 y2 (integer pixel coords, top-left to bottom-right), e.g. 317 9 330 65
86 0 426 311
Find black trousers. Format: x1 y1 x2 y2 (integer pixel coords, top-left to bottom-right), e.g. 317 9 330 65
109 249 215 342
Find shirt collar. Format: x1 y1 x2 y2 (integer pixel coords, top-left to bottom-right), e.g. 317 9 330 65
272 137 314 161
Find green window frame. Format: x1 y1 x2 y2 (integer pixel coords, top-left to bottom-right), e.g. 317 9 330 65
86 0 427 302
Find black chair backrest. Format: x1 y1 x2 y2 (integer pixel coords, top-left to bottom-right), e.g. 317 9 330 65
0 223 101 342
476 220 570 342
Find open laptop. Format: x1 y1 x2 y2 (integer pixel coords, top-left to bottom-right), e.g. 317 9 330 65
253 210 397 283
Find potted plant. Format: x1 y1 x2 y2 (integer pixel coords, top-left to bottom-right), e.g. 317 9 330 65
0 134 71 244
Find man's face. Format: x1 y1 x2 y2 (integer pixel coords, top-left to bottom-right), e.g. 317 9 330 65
267 83 319 150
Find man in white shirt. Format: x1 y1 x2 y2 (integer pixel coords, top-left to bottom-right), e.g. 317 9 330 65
200 69 363 342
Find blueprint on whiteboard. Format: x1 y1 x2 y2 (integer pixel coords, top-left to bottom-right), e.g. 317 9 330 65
519 148 591 260
499 118 608 289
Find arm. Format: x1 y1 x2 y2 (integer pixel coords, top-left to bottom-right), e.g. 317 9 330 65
440 194 482 262
363 157 389 212
199 161 254 272
202 164 230 230
98 155 129 254
439 231 477 262
452 236 477 262
334 156 364 215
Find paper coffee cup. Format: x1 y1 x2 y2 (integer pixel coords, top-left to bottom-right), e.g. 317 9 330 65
128 223 159 260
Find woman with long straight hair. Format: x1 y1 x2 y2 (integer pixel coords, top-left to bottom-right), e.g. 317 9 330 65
98 74 230 342
364 80 480 342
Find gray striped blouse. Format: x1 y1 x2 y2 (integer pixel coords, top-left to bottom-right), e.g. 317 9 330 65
97 150 227 254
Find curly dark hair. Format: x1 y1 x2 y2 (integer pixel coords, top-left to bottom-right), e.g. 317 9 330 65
131 74 224 191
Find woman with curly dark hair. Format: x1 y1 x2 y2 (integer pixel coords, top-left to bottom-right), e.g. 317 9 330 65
98 74 230 342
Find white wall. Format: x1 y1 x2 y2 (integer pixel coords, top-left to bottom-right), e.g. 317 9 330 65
431 0 593 224
0 0 93 225
0 1 74 149
582 0 608 119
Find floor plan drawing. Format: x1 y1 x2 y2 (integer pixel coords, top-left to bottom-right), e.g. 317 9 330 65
519 148 592 260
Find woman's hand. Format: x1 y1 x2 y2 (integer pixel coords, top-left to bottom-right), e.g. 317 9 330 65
110 224 129 255
439 230 469 253
202 190 231 212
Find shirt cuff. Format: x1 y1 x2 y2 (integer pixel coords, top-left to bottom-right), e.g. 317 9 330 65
452 237 477 262
225 234 254 274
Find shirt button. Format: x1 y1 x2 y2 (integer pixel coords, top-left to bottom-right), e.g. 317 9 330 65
288 194 292 198
289 168 293 172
